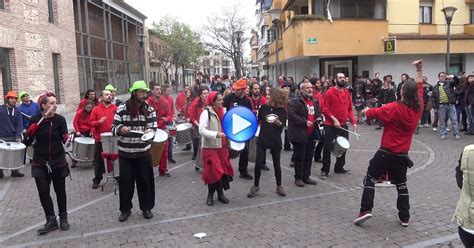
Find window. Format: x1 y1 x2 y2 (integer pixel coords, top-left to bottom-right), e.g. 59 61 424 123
48 0 54 23
419 2 432 24
328 0 386 19
470 7 474 24
0 48 12 95
0 0 4 10
312 0 325 16
301 6 309 15
52 54 61 103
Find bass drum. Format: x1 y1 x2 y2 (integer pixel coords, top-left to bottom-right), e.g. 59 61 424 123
151 129 168 167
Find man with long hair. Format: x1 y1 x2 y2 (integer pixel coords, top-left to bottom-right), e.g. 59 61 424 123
112 81 157 222
354 60 425 227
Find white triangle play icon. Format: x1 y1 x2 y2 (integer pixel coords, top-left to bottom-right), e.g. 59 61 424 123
232 114 251 135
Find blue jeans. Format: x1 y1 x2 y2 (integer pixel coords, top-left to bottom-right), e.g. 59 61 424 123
438 104 459 136
467 105 474 133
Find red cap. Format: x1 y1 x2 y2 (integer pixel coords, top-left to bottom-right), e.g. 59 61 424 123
5 91 18 99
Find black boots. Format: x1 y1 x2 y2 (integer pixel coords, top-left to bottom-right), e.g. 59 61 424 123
216 188 229 204
206 192 214 206
59 212 70 230
37 216 58 235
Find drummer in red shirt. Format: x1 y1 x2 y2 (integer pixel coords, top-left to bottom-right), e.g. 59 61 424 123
354 60 425 227
90 90 117 189
176 85 194 151
73 100 94 137
321 73 357 179
161 84 176 164
188 86 209 169
147 85 173 177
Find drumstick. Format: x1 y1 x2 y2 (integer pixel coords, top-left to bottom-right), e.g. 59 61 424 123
129 130 145 135
21 112 31 119
338 126 360 140
37 107 54 126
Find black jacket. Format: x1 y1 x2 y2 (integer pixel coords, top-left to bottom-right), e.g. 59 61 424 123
24 114 68 168
257 105 286 149
223 93 252 110
378 87 396 105
288 96 321 143
432 77 459 108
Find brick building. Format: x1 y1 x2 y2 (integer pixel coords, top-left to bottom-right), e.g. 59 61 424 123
0 0 79 112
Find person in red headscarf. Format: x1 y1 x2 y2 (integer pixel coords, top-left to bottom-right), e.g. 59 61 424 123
199 91 234 206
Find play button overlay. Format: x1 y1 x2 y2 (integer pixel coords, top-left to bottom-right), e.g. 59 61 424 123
223 106 258 142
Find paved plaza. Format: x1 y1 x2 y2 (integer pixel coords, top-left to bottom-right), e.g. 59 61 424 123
0 124 470 247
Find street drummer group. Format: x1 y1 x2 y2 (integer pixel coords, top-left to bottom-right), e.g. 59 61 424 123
0 60 427 235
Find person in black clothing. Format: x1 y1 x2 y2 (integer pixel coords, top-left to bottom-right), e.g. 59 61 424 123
465 75 474 135
396 73 410 100
223 79 253 180
288 81 320 187
375 78 396 130
247 88 288 198
24 91 70 235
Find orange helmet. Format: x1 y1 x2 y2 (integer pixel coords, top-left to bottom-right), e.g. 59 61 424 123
5 91 18 99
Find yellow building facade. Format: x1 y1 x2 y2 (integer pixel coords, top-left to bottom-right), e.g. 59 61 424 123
264 0 474 84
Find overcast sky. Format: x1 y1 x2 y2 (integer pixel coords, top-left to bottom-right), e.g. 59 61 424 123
125 0 257 32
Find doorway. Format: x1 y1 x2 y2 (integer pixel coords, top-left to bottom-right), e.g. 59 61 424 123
324 60 352 78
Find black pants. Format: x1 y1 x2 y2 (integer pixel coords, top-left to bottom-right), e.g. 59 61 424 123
93 142 105 183
314 137 324 161
192 138 200 157
322 125 349 173
119 155 155 212
459 226 474 248
35 176 67 217
168 137 174 160
292 137 316 180
238 142 249 174
254 143 282 187
284 130 291 149
360 150 410 220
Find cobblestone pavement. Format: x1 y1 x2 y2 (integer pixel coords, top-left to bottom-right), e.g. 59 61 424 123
0 124 471 247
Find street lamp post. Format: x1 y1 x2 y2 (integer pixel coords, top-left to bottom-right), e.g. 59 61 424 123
441 6 457 74
233 30 244 78
138 34 146 80
272 18 280 84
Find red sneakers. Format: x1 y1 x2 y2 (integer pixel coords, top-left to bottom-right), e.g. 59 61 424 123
354 211 372 225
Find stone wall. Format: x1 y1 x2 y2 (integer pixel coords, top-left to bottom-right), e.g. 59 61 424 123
0 0 79 112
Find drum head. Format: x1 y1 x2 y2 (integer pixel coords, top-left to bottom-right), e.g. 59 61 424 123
266 114 278 123
74 137 95 145
229 141 245 151
336 136 350 149
141 132 155 142
100 132 113 138
153 129 169 143
0 142 26 151
176 123 192 131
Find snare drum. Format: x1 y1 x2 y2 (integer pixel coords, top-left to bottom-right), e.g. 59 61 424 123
228 140 245 159
0 140 26 170
72 137 96 162
100 132 117 154
151 129 168 166
176 123 192 144
332 136 350 157
166 125 177 137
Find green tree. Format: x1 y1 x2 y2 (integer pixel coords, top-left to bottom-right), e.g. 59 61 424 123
153 16 204 88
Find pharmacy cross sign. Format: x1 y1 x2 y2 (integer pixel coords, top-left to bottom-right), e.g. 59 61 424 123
306 37 317 44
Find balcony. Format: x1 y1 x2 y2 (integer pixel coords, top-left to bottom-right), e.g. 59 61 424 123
268 18 388 63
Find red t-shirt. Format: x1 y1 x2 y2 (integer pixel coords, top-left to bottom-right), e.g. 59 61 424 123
250 96 268 112
304 98 315 135
366 80 424 154
322 87 356 126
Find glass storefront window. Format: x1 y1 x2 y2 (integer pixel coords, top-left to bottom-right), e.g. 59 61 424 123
88 4 105 38
90 37 106 58
114 61 128 93
129 62 140 83
92 59 107 92
111 14 123 43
